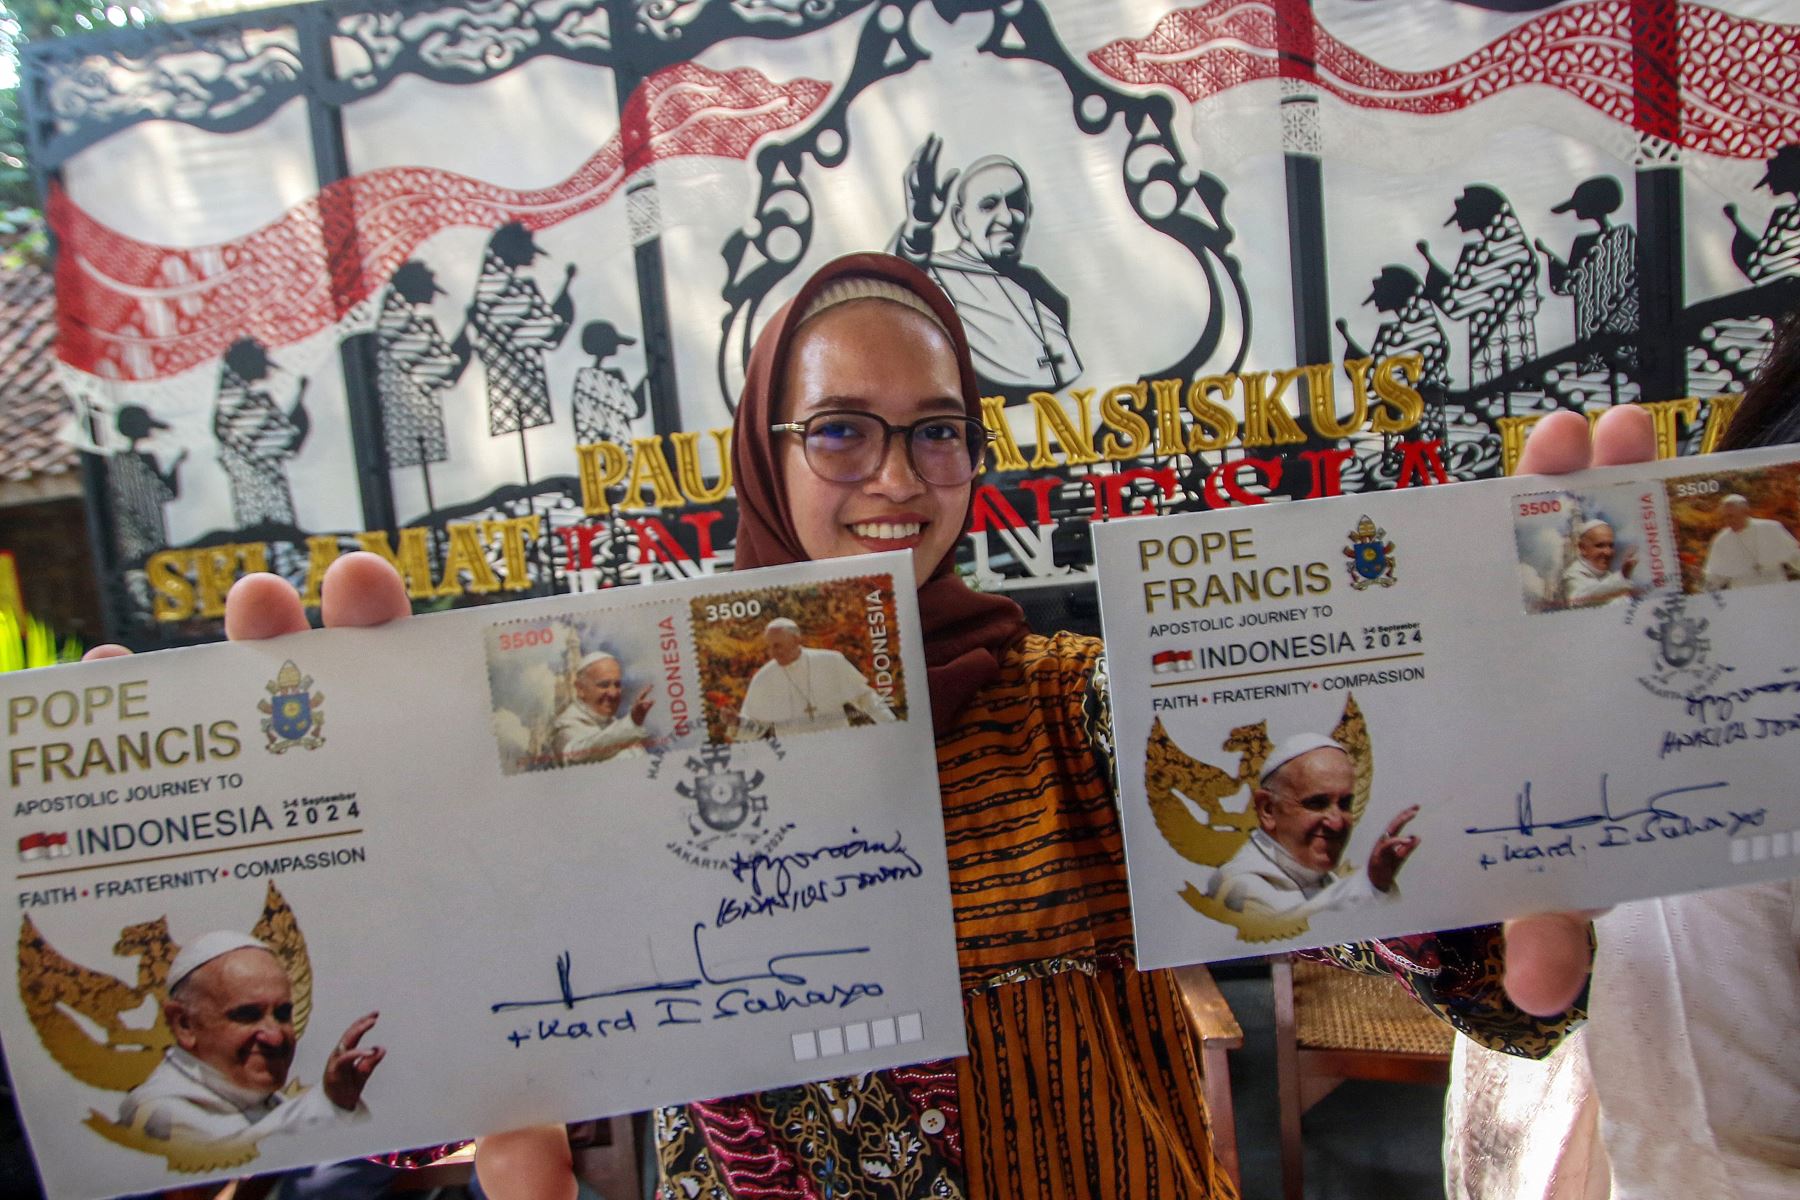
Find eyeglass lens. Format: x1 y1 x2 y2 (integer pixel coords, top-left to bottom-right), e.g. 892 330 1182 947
802 413 981 485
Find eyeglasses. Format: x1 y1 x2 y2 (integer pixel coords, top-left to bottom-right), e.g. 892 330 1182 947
771 410 991 486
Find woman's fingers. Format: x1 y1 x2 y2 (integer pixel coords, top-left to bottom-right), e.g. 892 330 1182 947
223 573 310 642
1514 410 1594 477
1513 405 1657 483
320 553 412 628
1589 403 1657 467
221 552 411 641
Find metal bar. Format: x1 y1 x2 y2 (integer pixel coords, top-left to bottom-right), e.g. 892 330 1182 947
1632 0 1685 403
612 0 684 437
298 6 398 535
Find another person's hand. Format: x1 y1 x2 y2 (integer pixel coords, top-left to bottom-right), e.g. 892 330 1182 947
322 1011 385 1110
1500 405 1654 1015
475 1125 577 1200
1366 805 1420 893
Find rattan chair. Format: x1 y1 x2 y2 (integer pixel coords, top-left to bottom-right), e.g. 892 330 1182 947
1272 955 1454 1200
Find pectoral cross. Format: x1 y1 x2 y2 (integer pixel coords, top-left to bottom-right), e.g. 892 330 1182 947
1038 345 1067 389
803 702 817 719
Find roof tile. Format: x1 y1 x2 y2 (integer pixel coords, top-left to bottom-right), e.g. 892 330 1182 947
0 242 77 484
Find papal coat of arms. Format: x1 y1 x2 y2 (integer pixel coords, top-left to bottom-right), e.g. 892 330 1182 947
677 742 766 834
260 660 324 753
1645 598 1715 685
1343 516 1397 589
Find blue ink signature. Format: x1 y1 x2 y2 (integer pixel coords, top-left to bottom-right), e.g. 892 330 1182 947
488 922 870 1014
1476 835 1582 872
729 828 915 891
1661 711 1800 757
1685 668 1800 722
506 1012 639 1047
1468 776 1767 869
715 830 924 927
1465 775 1733 839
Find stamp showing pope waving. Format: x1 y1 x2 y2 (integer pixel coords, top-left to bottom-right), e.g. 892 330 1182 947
484 611 674 774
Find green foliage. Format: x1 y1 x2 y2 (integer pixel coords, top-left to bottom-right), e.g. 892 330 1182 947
0 607 84 672
0 75 35 208
1 1 156 208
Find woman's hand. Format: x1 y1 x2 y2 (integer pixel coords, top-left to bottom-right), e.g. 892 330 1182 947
84 552 411 664
1498 405 1654 1015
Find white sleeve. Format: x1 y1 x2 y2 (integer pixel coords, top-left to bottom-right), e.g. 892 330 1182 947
1218 866 1394 920
829 653 895 723
1702 533 1730 588
1772 523 1800 572
553 710 646 761
735 667 778 739
1311 869 1398 911
251 1086 369 1141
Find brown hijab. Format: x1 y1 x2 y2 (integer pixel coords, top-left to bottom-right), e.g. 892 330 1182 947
731 252 1027 734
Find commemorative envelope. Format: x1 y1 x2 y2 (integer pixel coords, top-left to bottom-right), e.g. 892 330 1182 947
0 553 963 1200
1094 446 1800 968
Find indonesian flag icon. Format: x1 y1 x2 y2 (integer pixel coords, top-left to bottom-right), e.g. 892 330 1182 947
18 832 70 862
1152 649 1195 675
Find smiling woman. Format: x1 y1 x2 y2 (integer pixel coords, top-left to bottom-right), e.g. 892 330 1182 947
771 291 972 578
644 253 1251 1199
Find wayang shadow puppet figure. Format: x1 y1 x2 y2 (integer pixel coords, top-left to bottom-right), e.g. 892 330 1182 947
107 404 186 561
563 319 646 590
213 338 309 528
1337 265 1452 445
1417 185 1542 400
468 222 575 441
374 259 472 514
1691 144 1800 398
891 134 1082 392
1726 143 1800 283
570 320 643 447
375 261 472 469
1537 176 1639 372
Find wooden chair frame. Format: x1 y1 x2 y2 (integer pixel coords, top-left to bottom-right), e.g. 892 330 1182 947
1271 955 1450 1200
1173 964 1246 1194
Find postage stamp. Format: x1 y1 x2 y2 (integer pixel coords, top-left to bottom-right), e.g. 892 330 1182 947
1663 462 1800 595
1512 481 1674 613
691 574 908 743
483 608 686 774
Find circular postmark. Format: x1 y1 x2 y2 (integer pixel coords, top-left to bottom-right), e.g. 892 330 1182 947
1631 589 1730 700
649 738 795 871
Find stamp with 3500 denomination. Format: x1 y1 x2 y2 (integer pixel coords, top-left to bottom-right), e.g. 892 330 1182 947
690 573 909 744
484 606 697 774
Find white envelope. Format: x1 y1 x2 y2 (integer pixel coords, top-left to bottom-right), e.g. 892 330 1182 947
1 552 964 1200
1094 446 1800 968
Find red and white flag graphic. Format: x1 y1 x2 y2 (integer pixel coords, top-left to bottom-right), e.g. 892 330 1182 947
18 831 69 862
1089 0 1796 163
1153 649 1195 675
52 62 831 383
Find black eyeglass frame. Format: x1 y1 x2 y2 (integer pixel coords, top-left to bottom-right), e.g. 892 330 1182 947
771 410 995 485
